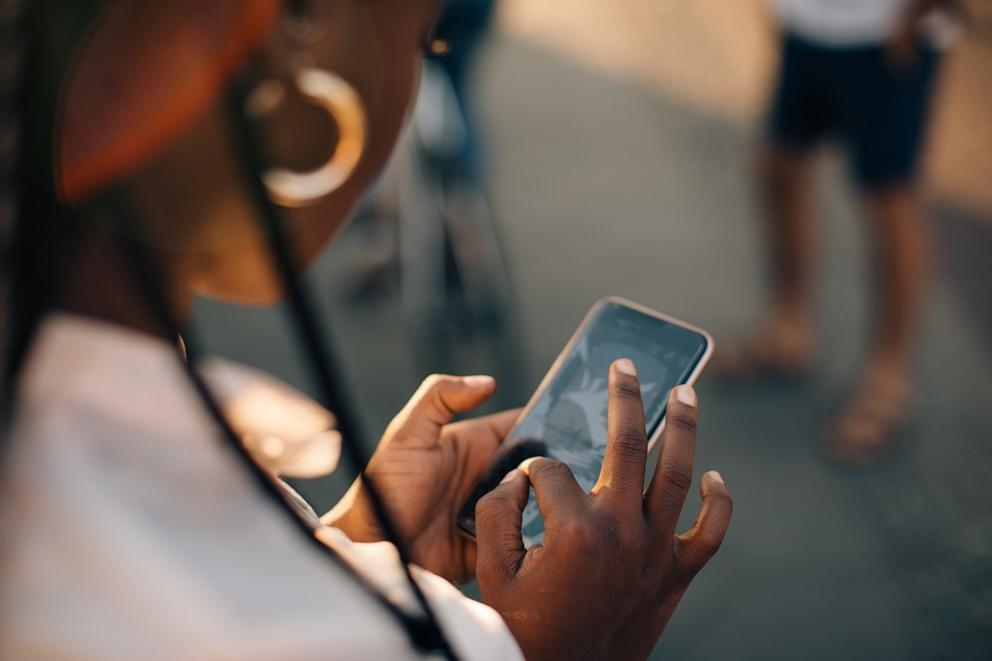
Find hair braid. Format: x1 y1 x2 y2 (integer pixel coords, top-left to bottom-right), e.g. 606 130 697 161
0 0 26 376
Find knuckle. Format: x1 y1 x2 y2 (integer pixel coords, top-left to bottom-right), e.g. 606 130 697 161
695 528 726 556
560 519 598 550
421 373 445 389
614 381 642 402
711 491 734 511
532 458 570 481
655 487 686 516
612 429 647 457
421 373 458 394
423 374 458 415
659 464 693 494
475 491 510 522
667 411 697 434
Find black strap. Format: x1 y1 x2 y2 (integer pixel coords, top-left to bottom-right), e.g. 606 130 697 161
221 74 459 659
101 194 454 659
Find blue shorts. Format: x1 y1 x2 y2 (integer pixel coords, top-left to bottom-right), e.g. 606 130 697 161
767 33 941 189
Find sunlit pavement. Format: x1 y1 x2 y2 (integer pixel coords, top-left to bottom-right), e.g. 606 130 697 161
196 11 992 661
501 0 992 218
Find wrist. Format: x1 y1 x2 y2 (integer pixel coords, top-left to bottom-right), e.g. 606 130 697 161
321 479 384 542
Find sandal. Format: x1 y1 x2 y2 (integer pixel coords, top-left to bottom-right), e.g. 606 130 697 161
827 371 911 466
716 323 813 381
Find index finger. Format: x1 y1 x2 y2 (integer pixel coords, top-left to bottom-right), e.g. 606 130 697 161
591 359 648 506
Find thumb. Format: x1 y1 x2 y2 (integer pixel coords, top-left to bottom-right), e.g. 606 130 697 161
475 469 529 582
395 374 497 438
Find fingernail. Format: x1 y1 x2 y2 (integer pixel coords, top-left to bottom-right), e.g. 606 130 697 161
518 457 539 474
706 470 724 485
615 358 637 376
463 375 495 388
674 385 696 408
500 469 521 485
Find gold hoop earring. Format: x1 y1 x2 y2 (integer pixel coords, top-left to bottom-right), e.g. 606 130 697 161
245 69 367 208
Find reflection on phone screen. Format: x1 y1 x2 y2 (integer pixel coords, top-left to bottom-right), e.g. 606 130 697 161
507 303 706 546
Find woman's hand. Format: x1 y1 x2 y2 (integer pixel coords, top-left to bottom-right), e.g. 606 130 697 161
475 359 732 661
324 374 518 584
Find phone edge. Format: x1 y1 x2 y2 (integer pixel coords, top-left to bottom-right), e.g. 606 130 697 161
456 296 714 538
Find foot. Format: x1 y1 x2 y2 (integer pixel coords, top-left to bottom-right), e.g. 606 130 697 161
827 362 911 466
717 314 813 380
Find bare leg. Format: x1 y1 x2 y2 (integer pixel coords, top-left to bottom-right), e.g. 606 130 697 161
720 144 815 376
865 186 930 375
762 145 816 330
829 185 929 463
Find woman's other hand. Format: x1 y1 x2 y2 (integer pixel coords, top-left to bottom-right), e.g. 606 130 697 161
476 360 732 661
324 374 517 584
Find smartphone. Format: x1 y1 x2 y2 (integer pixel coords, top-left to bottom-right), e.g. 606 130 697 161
456 296 713 546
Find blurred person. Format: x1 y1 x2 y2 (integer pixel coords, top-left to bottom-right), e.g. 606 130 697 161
0 1 732 659
431 0 496 180
721 0 959 464
349 0 499 301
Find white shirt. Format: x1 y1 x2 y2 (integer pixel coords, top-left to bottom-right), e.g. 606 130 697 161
0 314 523 661
769 0 959 48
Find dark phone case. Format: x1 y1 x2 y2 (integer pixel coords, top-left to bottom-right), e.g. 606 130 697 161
456 440 546 537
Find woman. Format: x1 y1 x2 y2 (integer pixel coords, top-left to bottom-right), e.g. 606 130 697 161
0 1 733 658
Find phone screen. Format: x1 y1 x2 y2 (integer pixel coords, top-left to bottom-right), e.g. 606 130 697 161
457 300 709 545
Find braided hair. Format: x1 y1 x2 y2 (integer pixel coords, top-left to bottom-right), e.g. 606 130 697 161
0 0 26 402
5 7 86 429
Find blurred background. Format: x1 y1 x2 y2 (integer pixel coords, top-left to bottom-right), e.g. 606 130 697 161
195 1 992 659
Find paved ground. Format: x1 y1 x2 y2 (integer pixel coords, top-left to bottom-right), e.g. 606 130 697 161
501 0 992 217
196 26 992 661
